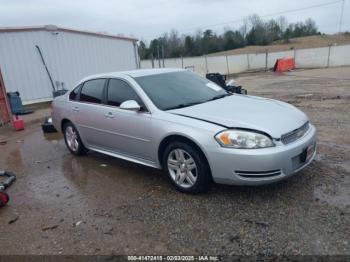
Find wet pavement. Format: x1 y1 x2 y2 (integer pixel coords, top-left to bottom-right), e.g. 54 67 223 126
0 67 349 256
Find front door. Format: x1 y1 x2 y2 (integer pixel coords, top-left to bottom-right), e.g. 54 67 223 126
100 78 154 161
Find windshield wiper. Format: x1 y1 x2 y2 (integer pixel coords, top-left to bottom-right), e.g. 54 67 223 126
165 101 203 110
166 94 231 110
206 93 231 102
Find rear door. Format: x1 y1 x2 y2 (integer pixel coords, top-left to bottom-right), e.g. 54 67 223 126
73 78 107 148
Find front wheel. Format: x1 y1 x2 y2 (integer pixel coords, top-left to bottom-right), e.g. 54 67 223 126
63 122 88 155
163 141 212 193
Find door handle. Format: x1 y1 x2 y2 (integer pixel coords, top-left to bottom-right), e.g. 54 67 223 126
104 112 114 119
72 106 79 112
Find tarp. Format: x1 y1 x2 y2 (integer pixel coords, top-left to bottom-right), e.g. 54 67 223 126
274 58 295 72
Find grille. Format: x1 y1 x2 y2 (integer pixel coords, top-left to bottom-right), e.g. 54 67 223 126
235 169 282 178
281 122 310 145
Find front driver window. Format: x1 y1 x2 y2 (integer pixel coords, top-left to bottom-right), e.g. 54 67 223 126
107 79 144 109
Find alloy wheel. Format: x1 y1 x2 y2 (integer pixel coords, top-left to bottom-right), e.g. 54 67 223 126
65 126 79 152
167 148 198 188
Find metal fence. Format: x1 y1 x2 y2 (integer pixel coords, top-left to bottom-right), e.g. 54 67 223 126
141 44 350 76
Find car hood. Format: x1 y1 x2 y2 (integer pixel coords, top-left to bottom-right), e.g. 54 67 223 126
168 95 308 138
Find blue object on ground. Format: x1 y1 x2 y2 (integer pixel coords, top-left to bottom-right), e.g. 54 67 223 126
7 92 33 115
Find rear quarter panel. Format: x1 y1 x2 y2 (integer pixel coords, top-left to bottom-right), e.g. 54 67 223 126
51 94 70 132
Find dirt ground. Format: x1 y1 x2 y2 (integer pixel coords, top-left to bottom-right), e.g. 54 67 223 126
0 67 349 257
209 33 350 56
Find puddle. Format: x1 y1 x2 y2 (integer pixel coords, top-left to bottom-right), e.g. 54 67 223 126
43 132 63 144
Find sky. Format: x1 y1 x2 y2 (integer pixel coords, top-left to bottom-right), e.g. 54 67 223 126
0 0 349 42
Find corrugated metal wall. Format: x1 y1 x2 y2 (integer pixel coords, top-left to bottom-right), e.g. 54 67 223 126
0 30 137 104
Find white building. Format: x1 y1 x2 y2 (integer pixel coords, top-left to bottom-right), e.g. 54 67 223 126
0 25 139 104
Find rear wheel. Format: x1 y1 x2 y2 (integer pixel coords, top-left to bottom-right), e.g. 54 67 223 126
162 141 212 193
63 122 88 155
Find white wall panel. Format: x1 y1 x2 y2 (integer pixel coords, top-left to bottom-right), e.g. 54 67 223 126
295 46 329 68
182 56 207 76
227 54 248 73
207 56 228 75
140 44 350 77
164 58 182 69
140 59 153 69
0 30 137 104
329 45 350 67
248 53 266 70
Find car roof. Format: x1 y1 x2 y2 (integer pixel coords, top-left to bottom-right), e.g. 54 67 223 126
79 68 185 83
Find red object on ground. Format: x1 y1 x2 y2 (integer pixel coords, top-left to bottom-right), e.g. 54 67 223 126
0 191 9 207
274 58 295 72
13 115 24 131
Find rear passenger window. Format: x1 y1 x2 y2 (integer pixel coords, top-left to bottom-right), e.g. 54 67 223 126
107 79 143 107
69 84 81 101
80 79 105 104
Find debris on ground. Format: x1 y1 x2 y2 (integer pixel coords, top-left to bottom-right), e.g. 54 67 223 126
102 225 114 235
74 220 82 227
296 94 313 99
8 216 19 224
42 117 58 133
42 225 59 231
100 164 107 167
228 234 240 242
322 95 341 100
244 219 269 228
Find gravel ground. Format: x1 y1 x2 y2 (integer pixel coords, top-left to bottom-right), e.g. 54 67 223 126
0 67 349 257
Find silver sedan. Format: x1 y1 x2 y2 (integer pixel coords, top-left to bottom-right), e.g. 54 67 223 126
52 69 316 193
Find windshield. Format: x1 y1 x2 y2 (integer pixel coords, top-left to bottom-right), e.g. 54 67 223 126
134 70 228 110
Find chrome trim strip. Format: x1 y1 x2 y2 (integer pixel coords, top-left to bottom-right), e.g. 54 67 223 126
88 146 160 169
78 124 151 143
235 170 282 176
281 121 310 144
238 173 282 179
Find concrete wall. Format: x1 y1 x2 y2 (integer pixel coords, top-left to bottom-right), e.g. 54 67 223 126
141 44 350 76
0 30 138 104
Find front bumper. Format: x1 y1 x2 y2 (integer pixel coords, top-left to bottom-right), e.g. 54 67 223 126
206 124 317 185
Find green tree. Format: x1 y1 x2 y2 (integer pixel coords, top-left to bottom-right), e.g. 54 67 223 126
141 16 320 58
184 36 195 56
138 40 148 59
223 30 245 50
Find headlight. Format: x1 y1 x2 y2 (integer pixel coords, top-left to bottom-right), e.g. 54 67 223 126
215 129 274 149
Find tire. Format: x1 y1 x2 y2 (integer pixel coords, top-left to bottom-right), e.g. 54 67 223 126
162 141 212 193
63 122 88 156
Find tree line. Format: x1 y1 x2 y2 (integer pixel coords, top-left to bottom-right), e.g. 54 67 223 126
138 15 320 59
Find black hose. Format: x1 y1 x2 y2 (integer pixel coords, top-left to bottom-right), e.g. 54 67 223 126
35 45 56 91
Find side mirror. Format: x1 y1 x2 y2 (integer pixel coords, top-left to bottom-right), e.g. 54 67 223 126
120 100 141 111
